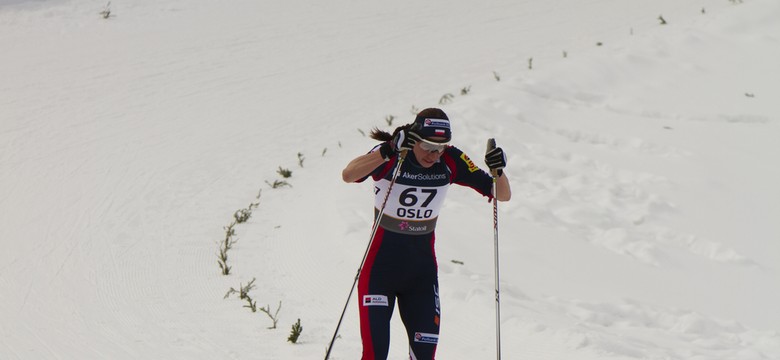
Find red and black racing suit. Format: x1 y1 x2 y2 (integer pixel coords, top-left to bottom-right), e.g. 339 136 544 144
355 145 494 360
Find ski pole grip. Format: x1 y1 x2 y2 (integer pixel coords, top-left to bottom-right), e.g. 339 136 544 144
486 138 498 177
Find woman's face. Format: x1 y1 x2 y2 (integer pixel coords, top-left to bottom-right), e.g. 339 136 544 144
412 138 447 168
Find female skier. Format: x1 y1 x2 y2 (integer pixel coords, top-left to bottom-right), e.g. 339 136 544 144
341 108 511 359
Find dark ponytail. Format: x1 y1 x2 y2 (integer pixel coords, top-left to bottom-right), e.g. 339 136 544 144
369 123 415 142
369 108 445 142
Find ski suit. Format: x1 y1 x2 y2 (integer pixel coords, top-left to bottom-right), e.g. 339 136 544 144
355 145 494 360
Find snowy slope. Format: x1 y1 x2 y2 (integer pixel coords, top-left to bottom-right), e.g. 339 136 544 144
1 0 779 359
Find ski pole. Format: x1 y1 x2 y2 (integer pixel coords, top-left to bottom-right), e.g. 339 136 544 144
487 138 502 360
324 150 408 360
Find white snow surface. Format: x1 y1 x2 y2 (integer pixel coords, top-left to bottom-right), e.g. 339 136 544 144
2 0 779 359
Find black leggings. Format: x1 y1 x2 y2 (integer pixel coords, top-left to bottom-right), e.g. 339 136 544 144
358 228 440 360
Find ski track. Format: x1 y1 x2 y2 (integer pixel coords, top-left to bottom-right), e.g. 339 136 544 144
454 92 757 268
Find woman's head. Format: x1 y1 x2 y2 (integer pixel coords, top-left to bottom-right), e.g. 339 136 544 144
369 108 452 168
411 108 451 144
409 108 450 167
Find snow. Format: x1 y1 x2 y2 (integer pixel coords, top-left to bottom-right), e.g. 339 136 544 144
1 0 779 359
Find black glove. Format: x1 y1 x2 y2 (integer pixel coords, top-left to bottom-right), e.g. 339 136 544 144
485 146 507 176
379 129 420 160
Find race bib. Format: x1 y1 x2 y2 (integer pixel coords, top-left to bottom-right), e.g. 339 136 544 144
373 179 449 234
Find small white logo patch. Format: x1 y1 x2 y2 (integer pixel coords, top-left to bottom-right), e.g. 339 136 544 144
363 295 389 306
414 332 439 344
423 118 450 129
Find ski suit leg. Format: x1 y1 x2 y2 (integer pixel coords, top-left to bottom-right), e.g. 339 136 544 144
358 284 396 360
358 228 440 359
398 264 440 359
358 227 397 360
